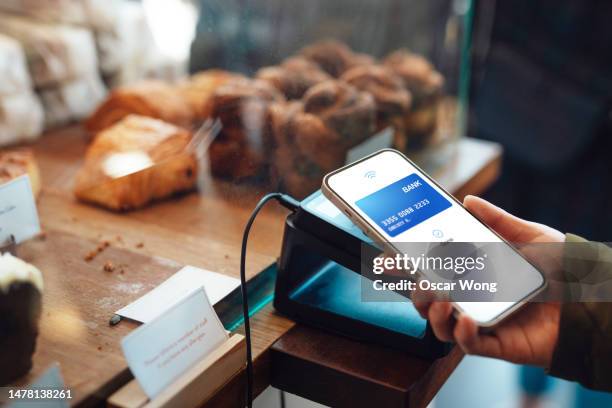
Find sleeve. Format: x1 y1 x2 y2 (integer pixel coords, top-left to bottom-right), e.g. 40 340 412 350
547 234 612 391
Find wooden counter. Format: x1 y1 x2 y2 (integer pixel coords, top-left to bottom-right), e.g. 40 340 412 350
10 126 501 407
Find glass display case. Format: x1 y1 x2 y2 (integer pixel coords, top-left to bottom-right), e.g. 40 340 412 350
0 0 475 405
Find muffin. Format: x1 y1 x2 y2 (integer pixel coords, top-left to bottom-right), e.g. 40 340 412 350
255 56 331 100
0 253 43 385
206 78 285 181
300 40 375 78
341 65 412 150
270 80 376 198
384 49 444 149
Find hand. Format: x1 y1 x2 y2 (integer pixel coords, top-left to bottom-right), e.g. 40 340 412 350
413 195 564 368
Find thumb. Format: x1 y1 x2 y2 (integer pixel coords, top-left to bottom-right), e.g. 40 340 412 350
463 195 533 242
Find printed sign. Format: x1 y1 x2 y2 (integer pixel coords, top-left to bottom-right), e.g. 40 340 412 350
121 288 228 399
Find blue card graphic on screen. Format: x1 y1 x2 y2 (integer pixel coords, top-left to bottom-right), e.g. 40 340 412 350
355 173 451 237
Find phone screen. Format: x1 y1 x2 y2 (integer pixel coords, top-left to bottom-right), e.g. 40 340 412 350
324 150 545 325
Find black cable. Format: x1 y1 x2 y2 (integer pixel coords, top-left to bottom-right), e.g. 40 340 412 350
240 193 299 408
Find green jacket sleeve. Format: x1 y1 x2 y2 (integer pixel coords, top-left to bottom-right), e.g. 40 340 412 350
547 234 612 391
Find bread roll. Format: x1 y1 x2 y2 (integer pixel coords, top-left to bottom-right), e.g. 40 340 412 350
256 57 330 100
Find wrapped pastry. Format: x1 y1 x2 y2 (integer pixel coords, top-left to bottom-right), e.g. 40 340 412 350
0 34 32 96
179 69 241 119
341 65 412 150
300 40 375 78
384 50 444 148
0 148 42 197
0 13 100 88
0 253 43 385
0 93 45 146
207 78 284 181
39 75 106 128
255 57 331 100
74 115 197 211
85 80 194 133
270 80 376 198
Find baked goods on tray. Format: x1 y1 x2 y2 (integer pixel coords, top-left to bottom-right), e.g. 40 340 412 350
85 80 195 133
206 78 284 181
384 49 444 148
341 65 412 150
179 69 240 119
74 115 197 211
255 57 331 100
300 40 375 78
0 148 42 197
270 80 376 198
0 253 43 385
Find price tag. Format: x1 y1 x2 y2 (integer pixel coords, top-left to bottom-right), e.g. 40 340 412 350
121 288 228 399
0 175 40 244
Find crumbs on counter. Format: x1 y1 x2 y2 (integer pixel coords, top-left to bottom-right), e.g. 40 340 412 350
135 242 144 248
115 235 123 243
103 261 115 272
84 240 111 262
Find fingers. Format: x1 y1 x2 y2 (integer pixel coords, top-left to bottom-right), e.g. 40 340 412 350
463 195 533 242
428 302 455 342
454 314 503 358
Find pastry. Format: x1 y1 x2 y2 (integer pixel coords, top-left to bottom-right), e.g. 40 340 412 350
341 65 412 150
270 80 376 198
384 49 444 148
207 78 284 181
300 40 374 78
179 69 241 119
74 115 198 211
255 57 331 100
0 148 42 197
0 253 43 385
85 80 194 133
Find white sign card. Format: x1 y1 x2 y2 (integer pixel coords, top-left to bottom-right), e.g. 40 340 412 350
121 287 228 399
116 265 240 323
0 175 40 244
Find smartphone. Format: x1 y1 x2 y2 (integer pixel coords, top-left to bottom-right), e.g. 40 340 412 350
322 148 546 327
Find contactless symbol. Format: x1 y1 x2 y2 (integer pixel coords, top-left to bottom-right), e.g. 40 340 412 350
432 229 444 238
364 170 376 179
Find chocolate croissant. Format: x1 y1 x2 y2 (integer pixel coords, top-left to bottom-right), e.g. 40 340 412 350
270 80 376 198
85 80 195 133
384 50 444 148
75 115 197 211
300 40 375 78
255 57 330 100
341 65 412 150
207 78 285 181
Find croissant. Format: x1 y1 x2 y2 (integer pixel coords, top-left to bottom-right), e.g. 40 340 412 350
255 57 330 100
341 65 412 150
270 80 376 198
384 50 444 148
206 78 284 181
74 115 197 211
85 80 195 133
